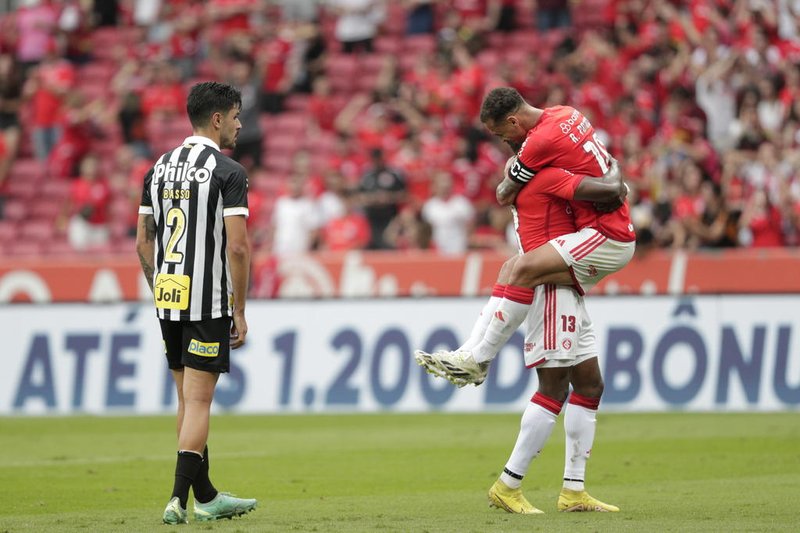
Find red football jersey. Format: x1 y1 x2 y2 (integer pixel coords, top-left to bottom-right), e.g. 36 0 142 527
508 105 635 242
513 167 578 253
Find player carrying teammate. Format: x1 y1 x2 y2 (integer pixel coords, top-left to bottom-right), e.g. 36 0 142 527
490 162 621 514
136 82 257 524
418 87 635 386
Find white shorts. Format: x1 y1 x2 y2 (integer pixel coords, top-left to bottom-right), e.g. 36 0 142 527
549 228 635 294
522 284 597 368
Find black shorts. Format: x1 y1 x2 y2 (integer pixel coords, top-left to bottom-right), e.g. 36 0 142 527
159 317 232 373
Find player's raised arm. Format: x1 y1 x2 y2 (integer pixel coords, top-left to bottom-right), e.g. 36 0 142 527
573 158 627 211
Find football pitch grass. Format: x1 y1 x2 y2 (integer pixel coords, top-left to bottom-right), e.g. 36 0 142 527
0 412 797 532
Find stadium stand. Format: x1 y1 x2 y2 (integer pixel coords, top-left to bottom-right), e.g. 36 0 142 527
0 0 798 258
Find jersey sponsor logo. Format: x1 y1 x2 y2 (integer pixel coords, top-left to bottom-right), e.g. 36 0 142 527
524 342 534 353
188 338 220 357
556 239 566 247
559 108 582 135
154 274 191 310
494 310 505 322
153 161 211 185
561 338 572 351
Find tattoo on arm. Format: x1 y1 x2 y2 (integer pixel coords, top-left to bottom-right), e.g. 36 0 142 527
144 216 156 241
138 251 155 292
138 215 156 292
496 179 523 206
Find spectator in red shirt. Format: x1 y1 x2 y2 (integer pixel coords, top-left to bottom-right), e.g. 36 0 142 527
61 154 111 250
23 44 76 161
139 62 185 120
320 189 372 251
739 189 785 247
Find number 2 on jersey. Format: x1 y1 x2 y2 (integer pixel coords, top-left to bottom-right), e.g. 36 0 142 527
582 133 611 173
164 207 186 263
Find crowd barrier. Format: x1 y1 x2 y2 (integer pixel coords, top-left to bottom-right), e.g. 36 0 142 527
2 295 798 415
1 248 800 303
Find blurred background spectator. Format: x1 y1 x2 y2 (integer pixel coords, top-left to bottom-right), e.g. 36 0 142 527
0 0 797 259
421 170 474 255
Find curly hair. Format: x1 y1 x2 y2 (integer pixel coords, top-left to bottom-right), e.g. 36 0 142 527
479 87 524 125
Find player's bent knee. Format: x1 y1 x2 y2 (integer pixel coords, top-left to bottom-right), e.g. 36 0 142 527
573 378 604 399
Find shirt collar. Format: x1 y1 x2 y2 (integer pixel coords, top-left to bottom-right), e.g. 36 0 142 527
182 136 220 151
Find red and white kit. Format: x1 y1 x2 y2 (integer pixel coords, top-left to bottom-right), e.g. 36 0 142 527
512 167 597 369
508 105 636 294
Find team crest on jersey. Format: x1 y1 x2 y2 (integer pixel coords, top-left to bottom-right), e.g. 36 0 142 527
524 342 534 353
154 274 191 310
561 338 572 351
588 265 598 277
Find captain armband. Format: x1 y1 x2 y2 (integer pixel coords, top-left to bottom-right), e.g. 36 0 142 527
507 157 536 184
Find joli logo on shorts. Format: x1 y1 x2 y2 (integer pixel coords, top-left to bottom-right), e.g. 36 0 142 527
188 339 220 357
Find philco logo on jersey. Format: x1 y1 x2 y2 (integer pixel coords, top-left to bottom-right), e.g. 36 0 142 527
153 161 211 185
154 273 191 310
188 339 220 357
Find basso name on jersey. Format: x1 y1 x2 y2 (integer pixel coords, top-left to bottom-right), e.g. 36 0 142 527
152 161 212 185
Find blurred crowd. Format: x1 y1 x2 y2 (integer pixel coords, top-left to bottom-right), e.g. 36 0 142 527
0 0 799 257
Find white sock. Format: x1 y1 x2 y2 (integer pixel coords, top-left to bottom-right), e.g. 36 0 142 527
502 392 564 489
472 285 534 363
562 393 600 492
458 284 506 352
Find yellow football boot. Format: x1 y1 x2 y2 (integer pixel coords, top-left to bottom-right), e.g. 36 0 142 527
557 488 619 512
488 479 544 514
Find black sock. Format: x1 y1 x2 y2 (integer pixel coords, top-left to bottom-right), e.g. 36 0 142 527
171 451 203 509
193 445 219 504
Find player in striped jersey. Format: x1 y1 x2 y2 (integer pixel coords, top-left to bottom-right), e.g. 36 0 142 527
136 82 256 524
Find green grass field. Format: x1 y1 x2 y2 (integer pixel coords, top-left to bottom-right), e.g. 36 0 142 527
0 412 797 532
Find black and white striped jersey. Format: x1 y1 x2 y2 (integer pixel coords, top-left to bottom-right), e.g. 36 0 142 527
139 136 249 321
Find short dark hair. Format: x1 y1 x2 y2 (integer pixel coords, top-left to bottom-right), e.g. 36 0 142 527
186 82 242 129
480 87 524 125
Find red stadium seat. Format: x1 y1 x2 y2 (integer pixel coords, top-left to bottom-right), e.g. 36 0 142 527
374 36 402 55
40 180 72 198
404 34 437 55
0 221 17 243
5 241 43 256
2 200 27 222
18 220 56 242
30 199 64 220
7 158 45 182
5 180 38 200
43 240 78 255
506 31 542 52
326 54 360 77
283 94 311 112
